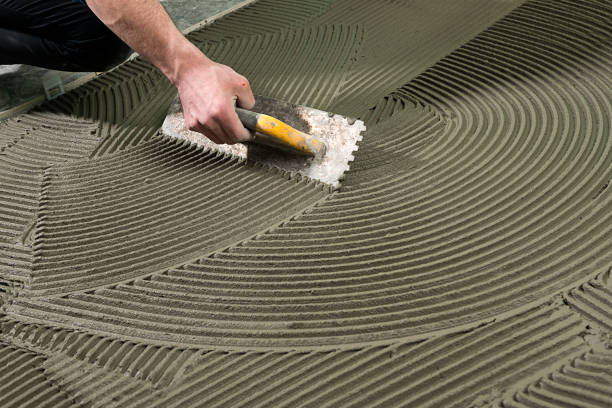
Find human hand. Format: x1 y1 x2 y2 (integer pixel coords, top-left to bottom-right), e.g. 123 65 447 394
175 58 255 144
86 0 254 144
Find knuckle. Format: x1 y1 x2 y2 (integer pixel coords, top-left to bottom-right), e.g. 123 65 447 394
208 104 224 119
186 118 199 132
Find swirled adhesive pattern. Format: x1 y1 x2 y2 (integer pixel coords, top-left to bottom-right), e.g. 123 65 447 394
0 0 611 406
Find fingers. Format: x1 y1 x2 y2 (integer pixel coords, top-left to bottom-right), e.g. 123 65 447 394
221 74 255 143
187 103 250 145
197 121 223 144
204 74 254 144
219 108 253 144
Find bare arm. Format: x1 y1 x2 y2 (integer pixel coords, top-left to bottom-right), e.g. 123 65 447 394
86 0 255 144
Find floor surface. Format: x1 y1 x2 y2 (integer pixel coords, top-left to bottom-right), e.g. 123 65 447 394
1 1 611 407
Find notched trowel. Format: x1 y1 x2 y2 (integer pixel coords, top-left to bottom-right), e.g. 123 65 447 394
162 95 365 187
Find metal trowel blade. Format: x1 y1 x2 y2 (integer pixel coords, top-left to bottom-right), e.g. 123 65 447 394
162 95 365 187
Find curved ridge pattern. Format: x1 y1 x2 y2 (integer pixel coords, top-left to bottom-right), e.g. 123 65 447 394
187 0 333 43
88 79 176 158
44 59 178 158
200 23 364 111
501 348 612 408
10 0 610 348
566 268 612 331
0 317 197 388
0 0 611 406
48 59 165 124
360 85 451 126
359 93 423 126
21 135 329 295
0 112 101 292
149 304 584 408
316 0 526 117
29 302 585 408
0 341 76 408
0 113 99 243
41 353 160 408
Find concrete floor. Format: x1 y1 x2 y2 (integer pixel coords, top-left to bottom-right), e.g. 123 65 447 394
0 0 244 114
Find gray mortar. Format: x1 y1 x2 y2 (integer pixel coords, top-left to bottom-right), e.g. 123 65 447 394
1 0 612 407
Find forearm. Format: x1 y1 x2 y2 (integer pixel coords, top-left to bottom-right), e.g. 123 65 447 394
86 0 255 145
86 0 208 85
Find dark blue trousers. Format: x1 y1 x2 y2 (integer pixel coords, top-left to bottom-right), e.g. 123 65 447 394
0 0 132 71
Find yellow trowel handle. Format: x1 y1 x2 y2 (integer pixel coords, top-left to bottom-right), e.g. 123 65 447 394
236 107 326 157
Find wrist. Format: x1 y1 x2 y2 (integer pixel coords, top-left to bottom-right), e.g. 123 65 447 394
164 41 212 87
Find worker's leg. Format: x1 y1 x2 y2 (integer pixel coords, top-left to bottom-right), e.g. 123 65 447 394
0 0 132 71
